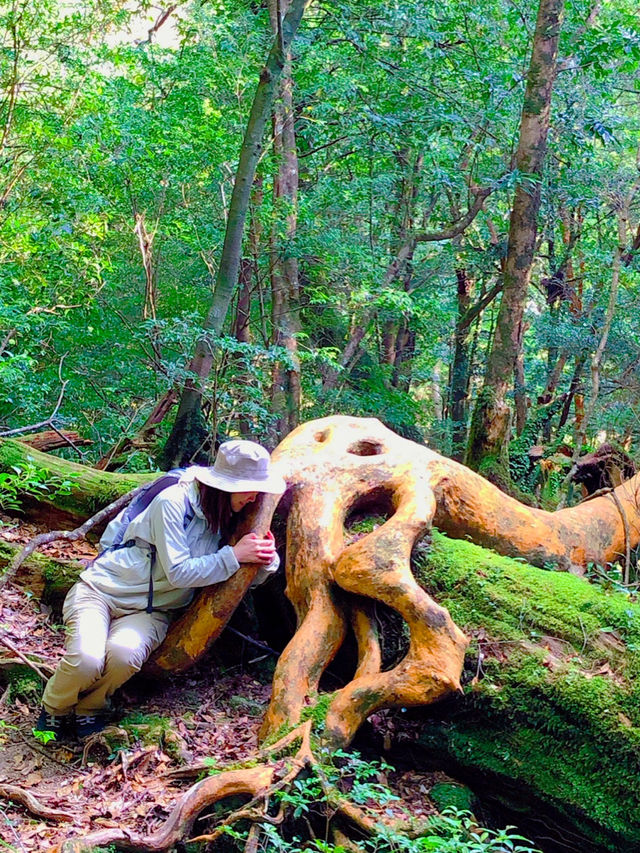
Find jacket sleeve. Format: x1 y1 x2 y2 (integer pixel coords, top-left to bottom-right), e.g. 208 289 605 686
149 495 240 588
250 552 280 588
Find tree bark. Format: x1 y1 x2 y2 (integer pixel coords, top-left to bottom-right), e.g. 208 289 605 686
160 0 309 467
465 0 565 481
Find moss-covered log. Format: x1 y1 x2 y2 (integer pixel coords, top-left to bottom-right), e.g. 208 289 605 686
410 531 640 852
0 438 149 524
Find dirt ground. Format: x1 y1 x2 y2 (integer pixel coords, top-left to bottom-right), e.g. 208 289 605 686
0 516 444 852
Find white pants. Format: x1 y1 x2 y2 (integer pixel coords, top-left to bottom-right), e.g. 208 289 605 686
42 581 169 715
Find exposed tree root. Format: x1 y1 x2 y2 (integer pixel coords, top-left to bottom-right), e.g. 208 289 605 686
0 784 74 823
57 719 425 853
57 722 312 852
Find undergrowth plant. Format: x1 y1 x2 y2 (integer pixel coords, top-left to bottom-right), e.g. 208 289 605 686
216 750 540 853
0 463 74 514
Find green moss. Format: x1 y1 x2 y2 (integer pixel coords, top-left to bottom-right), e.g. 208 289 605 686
119 711 172 742
430 781 475 813
0 438 149 519
4 665 43 704
300 691 336 736
228 694 265 717
414 531 640 850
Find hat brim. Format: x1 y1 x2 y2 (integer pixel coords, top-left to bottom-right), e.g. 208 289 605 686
193 468 286 495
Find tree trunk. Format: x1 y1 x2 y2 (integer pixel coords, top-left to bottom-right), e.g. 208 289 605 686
450 269 473 459
269 0 302 442
465 0 565 482
160 0 309 468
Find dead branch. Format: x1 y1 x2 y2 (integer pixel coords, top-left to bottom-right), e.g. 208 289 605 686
18 431 92 452
0 634 52 681
0 784 74 823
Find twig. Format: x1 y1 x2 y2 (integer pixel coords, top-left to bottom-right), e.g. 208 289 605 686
0 375 68 438
226 626 279 657
0 803 26 852
49 423 86 460
609 489 632 584
0 635 52 681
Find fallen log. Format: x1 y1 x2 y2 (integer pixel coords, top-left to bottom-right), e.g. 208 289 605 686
0 438 148 525
0 539 83 608
18 431 92 453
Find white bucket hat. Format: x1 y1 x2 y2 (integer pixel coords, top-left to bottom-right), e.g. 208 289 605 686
193 440 286 495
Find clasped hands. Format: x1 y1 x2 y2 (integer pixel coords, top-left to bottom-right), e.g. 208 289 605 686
233 529 276 565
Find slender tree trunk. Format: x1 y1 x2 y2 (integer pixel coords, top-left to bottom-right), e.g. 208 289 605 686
559 185 637 505
465 0 565 483
270 0 301 442
450 268 473 459
160 0 309 468
321 186 491 393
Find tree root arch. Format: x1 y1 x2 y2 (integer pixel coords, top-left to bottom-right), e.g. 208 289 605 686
259 417 469 747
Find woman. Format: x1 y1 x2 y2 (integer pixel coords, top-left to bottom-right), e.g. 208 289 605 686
37 439 286 740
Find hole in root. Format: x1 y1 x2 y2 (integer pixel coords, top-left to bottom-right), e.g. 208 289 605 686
347 439 384 456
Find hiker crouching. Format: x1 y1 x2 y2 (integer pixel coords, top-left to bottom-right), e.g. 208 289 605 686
36 440 285 740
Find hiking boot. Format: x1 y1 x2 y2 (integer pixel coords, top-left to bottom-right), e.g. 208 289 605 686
34 707 73 742
76 713 108 739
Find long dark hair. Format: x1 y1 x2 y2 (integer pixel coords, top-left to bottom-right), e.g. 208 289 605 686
197 482 235 543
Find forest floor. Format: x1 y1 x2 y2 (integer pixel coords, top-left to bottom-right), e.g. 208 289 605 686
0 514 445 852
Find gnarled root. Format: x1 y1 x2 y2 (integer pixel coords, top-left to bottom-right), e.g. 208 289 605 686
58 720 427 853
260 418 468 747
58 722 313 853
0 784 74 823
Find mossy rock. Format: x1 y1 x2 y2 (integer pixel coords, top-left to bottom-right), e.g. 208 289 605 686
413 530 640 851
429 781 475 813
228 695 265 717
2 664 44 704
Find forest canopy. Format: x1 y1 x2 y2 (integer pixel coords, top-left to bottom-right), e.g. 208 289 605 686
1 0 638 483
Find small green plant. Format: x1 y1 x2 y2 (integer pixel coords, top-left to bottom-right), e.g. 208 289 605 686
32 727 57 745
329 749 399 805
372 808 541 851
0 462 74 513
0 720 17 746
274 774 324 818
586 561 633 595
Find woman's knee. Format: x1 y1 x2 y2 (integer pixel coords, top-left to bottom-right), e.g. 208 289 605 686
64 650 105 684
105 639 151 674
